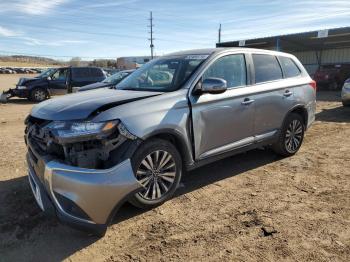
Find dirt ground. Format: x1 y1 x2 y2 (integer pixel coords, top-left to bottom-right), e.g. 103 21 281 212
0 74 349 261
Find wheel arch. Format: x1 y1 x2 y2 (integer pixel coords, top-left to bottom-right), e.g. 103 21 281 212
284 105 308 128
142 129 194 169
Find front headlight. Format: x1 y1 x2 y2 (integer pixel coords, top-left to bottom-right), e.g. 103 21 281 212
343 82 350 90
17 85 27 90
45 120 119 139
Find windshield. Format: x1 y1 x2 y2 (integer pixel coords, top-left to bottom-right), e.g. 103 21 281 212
117 55 208 92
103 71 130 84
38 68 56 78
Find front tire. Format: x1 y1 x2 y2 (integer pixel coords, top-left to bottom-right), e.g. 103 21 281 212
272 113 305 157
30 88 47 102
129 139 182 209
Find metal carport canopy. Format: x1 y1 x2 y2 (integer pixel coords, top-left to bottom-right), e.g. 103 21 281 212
216 26 350 52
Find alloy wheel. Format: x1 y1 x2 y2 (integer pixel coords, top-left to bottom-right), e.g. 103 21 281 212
135 150 176 200
34 90 46 101
285 119 303 153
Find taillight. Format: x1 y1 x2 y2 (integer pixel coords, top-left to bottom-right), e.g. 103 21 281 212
310 80 317 91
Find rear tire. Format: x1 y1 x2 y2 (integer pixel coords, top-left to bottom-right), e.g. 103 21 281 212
129 138 182 209
30 88 47 102
272 113 305 157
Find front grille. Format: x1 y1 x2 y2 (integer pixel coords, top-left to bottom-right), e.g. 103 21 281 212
25 115 50 127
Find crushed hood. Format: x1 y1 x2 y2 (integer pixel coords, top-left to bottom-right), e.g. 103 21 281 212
30 88 161 121
18 77 41 86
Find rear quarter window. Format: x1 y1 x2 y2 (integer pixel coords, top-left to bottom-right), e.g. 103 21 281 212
89 68 104 77
72 68 91 79
278 56 301 78
252 54 282 83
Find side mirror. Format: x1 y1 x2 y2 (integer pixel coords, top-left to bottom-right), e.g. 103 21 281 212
200 77 227 94
47 76 52 81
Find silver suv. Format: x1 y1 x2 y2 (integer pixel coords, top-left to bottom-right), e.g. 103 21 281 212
25 48 316 236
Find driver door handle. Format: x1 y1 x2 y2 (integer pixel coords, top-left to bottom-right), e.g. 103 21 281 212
241 98 255 105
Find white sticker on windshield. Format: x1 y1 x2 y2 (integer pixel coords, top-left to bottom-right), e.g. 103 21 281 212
185 55 209 60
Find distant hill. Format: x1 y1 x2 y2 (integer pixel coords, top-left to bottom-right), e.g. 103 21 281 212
0 55 66 67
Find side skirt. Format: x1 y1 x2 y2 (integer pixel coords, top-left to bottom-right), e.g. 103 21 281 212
186 135 279 171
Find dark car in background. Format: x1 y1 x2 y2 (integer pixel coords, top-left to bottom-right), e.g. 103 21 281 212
1 67 106 102
313 64 350 90
74 69 135 92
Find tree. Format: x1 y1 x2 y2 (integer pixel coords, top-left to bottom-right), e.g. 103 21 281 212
69 57 82 66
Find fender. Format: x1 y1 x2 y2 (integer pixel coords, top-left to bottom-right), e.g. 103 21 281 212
143 128 195 168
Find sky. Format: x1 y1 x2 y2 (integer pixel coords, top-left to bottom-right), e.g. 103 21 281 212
0 0 349 60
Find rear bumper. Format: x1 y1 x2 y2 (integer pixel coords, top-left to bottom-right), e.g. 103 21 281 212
26 141 142 234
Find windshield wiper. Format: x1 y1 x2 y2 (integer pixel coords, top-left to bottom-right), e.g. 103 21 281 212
119 87 142 91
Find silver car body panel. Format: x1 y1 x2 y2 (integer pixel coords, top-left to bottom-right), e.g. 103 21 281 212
25 48 316 229
187 49 315 160
27 144 141 224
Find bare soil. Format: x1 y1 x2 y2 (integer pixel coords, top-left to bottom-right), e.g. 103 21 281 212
0 75 349 261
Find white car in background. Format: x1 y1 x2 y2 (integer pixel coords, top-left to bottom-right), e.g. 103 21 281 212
341 78 350 107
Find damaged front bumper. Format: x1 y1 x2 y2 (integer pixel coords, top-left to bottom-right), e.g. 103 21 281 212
1 87 29 101
26 134 142 236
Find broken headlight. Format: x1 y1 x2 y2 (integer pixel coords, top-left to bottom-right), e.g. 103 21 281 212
44 120 119 142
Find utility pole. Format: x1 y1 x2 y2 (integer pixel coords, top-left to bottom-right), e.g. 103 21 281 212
148 11 155 59
218 23 222 43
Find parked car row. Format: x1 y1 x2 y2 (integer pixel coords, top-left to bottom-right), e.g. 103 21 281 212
0 67 45 74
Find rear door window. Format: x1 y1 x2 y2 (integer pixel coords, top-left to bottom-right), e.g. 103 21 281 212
253 54 282 83
278 56 301 78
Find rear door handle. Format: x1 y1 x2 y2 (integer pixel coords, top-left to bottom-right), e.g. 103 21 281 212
283 90 293 97
241 98 255 105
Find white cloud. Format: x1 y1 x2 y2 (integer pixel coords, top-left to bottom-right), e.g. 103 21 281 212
82 0 139 9
21 37 88 46
0 26 19 37
0 0 68 15
17 0 68 15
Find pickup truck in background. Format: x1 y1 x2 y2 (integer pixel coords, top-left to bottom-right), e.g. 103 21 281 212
1 67 106 102
313 64 350 90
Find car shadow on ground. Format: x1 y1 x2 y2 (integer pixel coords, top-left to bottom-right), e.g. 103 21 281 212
316 105 350 123
316 91 341 102
2 98 37 105
0 148 280 261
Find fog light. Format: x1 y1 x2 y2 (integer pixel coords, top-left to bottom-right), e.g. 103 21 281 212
54 192 91 221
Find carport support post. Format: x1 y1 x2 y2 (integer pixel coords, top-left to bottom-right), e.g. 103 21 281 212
316 50 323 70
275 37 280 51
